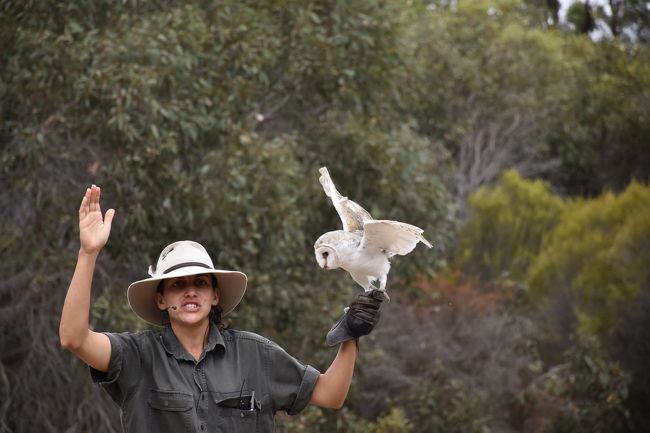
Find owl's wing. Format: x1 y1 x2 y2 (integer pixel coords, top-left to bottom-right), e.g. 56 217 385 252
360 220 432 256
319 167 373 232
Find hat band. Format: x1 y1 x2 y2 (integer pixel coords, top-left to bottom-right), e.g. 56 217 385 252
162 262 212 274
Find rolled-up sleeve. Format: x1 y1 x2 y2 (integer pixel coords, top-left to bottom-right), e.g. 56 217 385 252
88 332 142 405
265 343 320 415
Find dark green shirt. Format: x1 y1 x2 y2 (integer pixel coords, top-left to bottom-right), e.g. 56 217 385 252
90 323 320 433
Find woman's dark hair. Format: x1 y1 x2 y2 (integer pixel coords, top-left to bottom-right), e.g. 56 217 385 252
157 274 231 330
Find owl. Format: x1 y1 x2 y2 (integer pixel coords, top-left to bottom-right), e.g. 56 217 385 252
314 167 432 297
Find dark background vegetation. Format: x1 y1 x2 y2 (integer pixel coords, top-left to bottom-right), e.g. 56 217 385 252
1 0 649 432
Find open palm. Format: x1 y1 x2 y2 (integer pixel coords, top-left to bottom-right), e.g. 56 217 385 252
79 185 115 255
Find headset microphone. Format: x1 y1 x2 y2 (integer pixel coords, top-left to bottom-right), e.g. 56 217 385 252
166 306 178 311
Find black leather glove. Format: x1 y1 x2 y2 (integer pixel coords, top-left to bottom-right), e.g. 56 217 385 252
326 289 386 347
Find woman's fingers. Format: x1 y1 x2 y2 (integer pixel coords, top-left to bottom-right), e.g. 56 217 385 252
79 188 91 217
95 185 103 215
79 185 107 219
89 185 99 212
104 208 116 232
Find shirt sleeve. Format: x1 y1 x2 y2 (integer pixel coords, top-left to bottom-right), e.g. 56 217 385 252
265 342 320 415
88 331 143 406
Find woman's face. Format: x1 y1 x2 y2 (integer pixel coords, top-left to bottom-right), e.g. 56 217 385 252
156 274 219 326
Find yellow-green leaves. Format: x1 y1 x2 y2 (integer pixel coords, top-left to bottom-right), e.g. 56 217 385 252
459 171 650 338
529 182 650 334
458 170 565 282
460 171 650 337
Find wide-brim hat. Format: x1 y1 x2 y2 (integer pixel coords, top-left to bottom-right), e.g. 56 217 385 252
127 240 247 326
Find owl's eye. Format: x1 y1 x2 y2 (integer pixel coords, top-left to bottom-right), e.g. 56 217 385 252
322 251 329 258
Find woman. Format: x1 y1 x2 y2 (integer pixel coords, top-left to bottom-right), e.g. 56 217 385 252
59 185 383 433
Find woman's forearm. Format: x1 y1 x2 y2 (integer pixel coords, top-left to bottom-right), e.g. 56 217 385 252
59 250 98 349
310 340 357 409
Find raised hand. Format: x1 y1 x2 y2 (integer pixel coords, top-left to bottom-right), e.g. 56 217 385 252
78 185 115 255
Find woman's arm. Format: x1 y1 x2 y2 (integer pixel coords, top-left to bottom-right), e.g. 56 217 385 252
310 290 384 408
309 340 357 409
59 185 115 372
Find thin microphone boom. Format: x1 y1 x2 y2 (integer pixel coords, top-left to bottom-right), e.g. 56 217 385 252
166 306 177 311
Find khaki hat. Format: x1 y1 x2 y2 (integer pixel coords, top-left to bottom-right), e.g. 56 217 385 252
127 241 247 326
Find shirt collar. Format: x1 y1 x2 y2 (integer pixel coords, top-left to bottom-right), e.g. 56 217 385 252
204 322 225 354
160 322 226 361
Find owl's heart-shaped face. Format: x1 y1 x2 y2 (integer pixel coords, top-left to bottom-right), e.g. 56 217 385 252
314 244 340 270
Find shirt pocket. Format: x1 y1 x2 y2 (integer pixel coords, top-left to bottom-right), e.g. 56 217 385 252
147 389 194 433
210 390 261 433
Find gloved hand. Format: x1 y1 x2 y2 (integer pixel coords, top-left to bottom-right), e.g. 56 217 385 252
326 289 386 347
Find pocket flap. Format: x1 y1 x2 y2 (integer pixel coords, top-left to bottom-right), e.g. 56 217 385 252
211 390 261 411
148 390 193 412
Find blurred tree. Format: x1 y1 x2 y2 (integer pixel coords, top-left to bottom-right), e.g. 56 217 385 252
517 336 632 433
403 0 581 206
567 1 596 34
607 286 650 432
403 0 649 198
452 172 648 432
545 38 650 195
457 170 566 283
528 181 650 336
353 287 537 433
522 0 562 25
598 0 650 42
275 406 413 433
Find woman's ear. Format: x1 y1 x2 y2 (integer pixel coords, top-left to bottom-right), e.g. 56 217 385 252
212 287 221 306
155 292 166 311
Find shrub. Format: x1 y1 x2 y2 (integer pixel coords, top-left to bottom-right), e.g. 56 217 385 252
528 181 650 335
457 170 565 283
516 336 631 433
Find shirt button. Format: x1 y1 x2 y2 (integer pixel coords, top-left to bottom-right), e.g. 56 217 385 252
240 413 245 418
200 425 205 430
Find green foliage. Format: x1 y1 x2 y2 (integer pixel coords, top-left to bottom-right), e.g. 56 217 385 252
546 39 650 195
517 336 631 433
528 182 650 335
457 170 565 283
549 339 631 433
374 409 413 433
405 1 575 142
276 406 412 433
277 380 488 433
592 0 650 42
402 380 491 433
401 0 650 197
567 2 595 34
607 285 650 433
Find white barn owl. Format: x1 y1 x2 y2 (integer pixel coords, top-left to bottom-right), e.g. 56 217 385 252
314 167 432 297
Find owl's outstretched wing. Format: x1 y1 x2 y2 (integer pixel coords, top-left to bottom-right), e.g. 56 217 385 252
360 220 432 256
319 167 373 232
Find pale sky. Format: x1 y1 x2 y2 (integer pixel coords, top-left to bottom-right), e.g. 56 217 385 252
558 0 610 22
558 0 613 38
